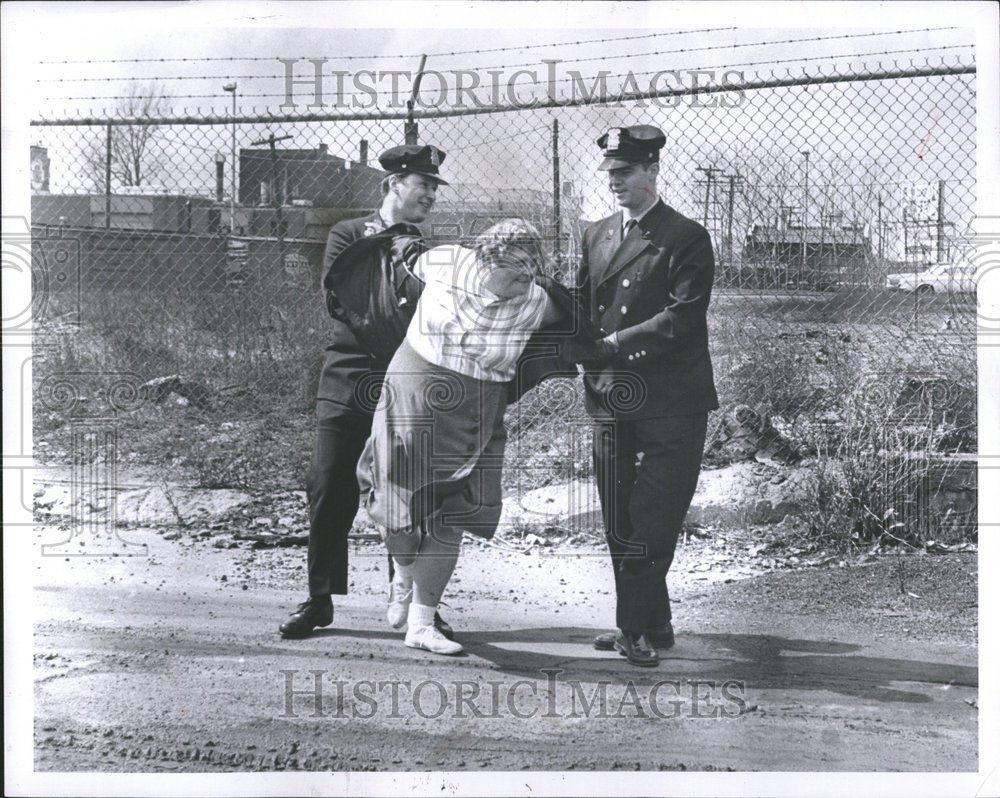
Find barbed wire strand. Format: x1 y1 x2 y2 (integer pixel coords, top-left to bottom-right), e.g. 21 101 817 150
36 44 975 105
36 27 961 83
37 27 742 65
466 27 964 72
31 59 976 125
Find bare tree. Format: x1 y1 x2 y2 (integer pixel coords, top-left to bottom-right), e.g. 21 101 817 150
85 81 172 190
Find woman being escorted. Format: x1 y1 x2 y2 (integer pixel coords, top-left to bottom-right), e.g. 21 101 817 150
357 219 559 655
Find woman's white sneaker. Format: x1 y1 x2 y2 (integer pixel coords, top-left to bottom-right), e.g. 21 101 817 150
405 624 463 655
386 583 413 629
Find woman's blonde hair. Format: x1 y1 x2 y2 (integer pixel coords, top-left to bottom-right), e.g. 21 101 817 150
473 218 545 276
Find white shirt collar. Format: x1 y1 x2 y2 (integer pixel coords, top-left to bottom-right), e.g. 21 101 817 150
623 195 661 228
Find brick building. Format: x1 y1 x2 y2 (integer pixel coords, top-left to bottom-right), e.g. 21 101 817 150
238 143 384 212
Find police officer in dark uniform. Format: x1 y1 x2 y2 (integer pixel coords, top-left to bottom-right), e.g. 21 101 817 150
279 144 455 639
570 126 719 666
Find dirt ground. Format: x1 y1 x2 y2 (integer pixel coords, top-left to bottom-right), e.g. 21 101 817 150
32 519 977 772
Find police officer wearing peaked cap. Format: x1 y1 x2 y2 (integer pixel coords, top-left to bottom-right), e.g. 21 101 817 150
278 142 453 641
570 124 719 667
377 144 450 185
596 124 666 170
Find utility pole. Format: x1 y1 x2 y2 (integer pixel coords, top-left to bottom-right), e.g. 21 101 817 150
903 206 910 265
726 173 743 268
404 54 428 145
695 166 722 228
877 193 884 262
251 132 294 244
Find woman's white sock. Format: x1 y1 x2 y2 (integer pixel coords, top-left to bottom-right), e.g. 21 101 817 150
407 602 437 629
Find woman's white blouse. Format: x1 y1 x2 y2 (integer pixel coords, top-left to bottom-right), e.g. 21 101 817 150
406 244 548 382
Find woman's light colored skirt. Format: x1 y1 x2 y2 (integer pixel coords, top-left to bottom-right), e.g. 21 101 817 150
357 338 509 561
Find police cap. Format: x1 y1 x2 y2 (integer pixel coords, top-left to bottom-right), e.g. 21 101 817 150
378 144 449 185
596 125 666 171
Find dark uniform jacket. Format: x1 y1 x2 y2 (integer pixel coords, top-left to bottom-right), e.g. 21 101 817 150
577 200 719 419
316 212 387 414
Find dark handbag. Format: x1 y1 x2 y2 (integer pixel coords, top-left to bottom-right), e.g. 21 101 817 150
323 224 427 363
507 275 599 404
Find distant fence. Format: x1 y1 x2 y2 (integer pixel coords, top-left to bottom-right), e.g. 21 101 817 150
32 224 329 291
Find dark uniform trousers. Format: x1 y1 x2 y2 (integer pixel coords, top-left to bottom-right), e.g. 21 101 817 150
578 200 718 634
308 211 391 598
306 400 375 597
593 412 708 632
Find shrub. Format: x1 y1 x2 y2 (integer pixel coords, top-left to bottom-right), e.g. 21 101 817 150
802 362 976 550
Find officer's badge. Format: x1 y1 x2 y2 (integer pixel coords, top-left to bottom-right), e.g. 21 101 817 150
605 128 621 151
429 148 440 166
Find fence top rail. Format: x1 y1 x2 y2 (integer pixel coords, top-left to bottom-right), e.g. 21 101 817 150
31 60 975 128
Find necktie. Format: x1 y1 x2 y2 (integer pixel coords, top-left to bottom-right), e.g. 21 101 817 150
623 218 637 240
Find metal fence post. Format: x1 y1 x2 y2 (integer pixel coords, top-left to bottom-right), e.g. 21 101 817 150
801 149 810 276
551 118 561 274
936 179 946 263
404 54 427 145
104 122 112 229
726 174 737 269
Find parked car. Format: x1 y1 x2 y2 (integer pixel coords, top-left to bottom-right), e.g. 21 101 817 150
885 258 979 294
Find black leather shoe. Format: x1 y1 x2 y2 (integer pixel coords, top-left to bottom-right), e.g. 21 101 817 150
593 630 623 651
647 621 675 649
434 612 454 641
614 632 660 667
594 622 673 651
279 598 333 639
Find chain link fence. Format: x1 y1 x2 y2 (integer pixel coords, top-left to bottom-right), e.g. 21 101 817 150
30 59 978 547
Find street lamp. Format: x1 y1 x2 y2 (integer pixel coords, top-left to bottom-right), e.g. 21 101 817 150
223 82 237 233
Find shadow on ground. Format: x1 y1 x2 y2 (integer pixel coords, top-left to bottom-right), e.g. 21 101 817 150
312 625 976 703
